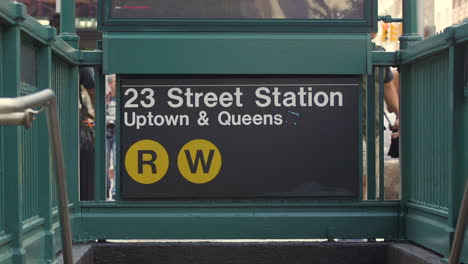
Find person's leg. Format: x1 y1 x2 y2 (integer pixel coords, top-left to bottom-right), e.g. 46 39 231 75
109 136 116 199
105 136 111 199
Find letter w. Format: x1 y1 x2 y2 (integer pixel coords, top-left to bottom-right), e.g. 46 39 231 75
184 150 215 174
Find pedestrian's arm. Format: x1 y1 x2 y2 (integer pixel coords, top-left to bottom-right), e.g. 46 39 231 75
87 88 95 110
384 81 399 117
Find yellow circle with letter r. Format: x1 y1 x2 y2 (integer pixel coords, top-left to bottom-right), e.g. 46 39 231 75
125 140 169 184
177 139 222 184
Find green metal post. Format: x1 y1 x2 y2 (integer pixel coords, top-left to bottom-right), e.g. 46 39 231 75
399 0 422 49
94 65 106 201
37 27 56 263
2 24 25 264
367 72 376 200
68 65 80 206
448 43 468 257
378 67 385 201
60 0 79 49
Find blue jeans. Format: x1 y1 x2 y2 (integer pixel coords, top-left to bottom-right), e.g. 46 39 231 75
106 135 116 198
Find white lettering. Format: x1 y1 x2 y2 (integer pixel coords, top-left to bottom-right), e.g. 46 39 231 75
255 87 271 107
167 88 184 108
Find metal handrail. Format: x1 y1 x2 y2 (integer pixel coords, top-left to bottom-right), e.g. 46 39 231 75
449 177 468 264
0 89 73 264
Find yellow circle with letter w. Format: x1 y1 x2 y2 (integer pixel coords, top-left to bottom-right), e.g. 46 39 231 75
177 139 222 184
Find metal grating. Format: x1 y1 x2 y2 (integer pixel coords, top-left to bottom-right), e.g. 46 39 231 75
405 52 450 212
51 56 72 208
20 89 41 223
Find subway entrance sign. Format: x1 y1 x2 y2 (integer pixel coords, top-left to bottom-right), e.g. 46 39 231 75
120 76 360 199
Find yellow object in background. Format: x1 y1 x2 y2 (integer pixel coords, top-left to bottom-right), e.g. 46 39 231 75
390 23 403 42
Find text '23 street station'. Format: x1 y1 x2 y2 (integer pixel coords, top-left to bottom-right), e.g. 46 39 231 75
123 85 348 129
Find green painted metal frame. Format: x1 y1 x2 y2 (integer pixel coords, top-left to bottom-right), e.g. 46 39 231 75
102 32 371 75
399 23 468 262
77 202 400 240
0 0 467 263
0 1 90 263
98 0 377 33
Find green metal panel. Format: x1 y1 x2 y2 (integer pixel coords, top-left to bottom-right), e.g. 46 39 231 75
103 33 369 75
51 55 80 244
78 202 400 240
403 52 450 211
400 23 468 261
405 207 451 257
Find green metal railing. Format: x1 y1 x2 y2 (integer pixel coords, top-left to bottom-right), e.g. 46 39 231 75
0 1 87 263
0 0 467 263
0 89 76 264
405 52 451 211
400 24 468 262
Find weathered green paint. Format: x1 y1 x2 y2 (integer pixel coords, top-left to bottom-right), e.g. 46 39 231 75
103 33 370 75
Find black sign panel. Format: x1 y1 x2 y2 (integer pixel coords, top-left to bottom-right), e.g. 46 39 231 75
120 76 360 199
110 0 365 20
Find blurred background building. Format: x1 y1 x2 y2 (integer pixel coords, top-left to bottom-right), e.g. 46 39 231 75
376 0 466 51
14 0 468 51
16 0 100 50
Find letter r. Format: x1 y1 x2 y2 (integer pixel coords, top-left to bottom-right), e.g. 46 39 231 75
138 150 157 174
